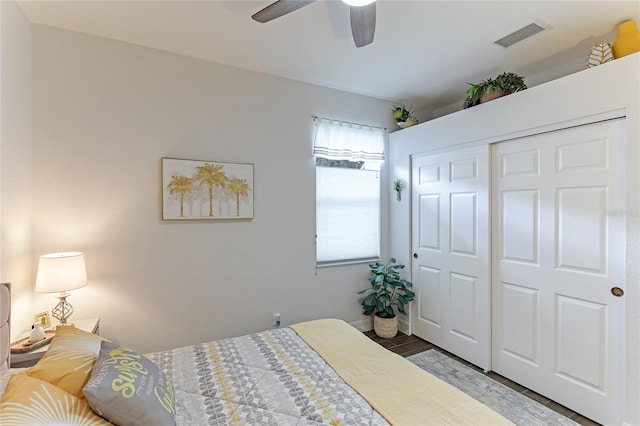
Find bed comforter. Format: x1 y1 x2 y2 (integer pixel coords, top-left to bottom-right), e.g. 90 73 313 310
146 325 389 425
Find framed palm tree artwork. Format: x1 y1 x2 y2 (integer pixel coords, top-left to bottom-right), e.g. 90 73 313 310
162 158 254 220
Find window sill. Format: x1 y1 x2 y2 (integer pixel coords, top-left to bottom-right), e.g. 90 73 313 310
316 258 380 268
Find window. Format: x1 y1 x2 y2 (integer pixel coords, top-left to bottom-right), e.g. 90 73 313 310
313 117 385 265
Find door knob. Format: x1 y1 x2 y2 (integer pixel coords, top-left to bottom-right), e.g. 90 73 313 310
611 287 624 297
413 253 418 259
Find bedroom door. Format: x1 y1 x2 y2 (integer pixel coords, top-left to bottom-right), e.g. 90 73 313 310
491 119 625 425
411 145 491 370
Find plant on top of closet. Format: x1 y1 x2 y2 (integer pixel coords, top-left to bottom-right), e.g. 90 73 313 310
392 104 418 128
463 72 527 109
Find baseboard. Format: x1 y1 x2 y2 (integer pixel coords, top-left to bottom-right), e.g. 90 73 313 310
349 317 373 332
398 317 410 335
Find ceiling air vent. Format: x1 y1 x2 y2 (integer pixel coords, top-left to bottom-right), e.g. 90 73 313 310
494 21 548 48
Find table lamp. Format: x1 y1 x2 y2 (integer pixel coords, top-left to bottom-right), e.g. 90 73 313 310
35 252 87 325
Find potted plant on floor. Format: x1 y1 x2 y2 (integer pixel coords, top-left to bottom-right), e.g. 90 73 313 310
463 72 527 109
358 257 415 338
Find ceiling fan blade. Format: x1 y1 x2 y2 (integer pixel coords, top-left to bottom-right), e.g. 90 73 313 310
350 2 376 48
252 0 315 23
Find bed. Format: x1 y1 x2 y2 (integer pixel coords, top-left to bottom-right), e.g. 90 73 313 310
0 282 512 425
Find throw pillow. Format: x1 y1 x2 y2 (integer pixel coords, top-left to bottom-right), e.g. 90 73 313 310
0 374 111 425
25 324 103 399
83 340 175 426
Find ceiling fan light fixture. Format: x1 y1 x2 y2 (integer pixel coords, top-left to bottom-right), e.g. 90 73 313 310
343 0 375 6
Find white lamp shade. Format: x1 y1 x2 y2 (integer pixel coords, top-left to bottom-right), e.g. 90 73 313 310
35 252 88 293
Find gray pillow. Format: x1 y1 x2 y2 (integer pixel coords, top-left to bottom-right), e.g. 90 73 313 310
82 340 175 426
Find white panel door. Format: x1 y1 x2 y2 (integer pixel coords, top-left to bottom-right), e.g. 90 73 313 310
412 145 490 370
492 119 625 425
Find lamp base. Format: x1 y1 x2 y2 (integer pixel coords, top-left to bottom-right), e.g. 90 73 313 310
54 323 75 329
52 292 75 325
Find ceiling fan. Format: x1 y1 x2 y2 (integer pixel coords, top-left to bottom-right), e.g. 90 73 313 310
252 0 376 48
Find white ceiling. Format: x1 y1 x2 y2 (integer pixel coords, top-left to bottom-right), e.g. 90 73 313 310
17 0 640 114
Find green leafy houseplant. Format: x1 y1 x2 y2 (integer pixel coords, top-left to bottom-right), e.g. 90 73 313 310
463 72 527 109
391 104 418 128
393 178 405 201
392 104 413 122
393 178 404 193
358 258 415 318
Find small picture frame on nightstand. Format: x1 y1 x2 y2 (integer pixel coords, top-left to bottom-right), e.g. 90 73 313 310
34 311 51 329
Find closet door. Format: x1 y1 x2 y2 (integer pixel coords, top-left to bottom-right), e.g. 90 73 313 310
411 145 490 370
492 119 625 425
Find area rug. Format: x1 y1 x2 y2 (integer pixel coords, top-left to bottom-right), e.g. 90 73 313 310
407 350 578 426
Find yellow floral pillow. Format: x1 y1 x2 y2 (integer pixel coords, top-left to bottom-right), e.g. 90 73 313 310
0 374 112 425
25 325 103 398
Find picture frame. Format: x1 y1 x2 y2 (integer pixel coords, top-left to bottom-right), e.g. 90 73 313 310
34 311 51 329
162 158 254 220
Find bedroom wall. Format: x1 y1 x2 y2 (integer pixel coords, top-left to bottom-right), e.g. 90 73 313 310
29 24 396 353
0 0 34 341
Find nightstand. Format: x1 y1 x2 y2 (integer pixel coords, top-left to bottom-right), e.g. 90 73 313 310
10 317 100 368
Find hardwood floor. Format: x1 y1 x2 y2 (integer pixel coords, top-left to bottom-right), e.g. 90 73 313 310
365 330 601 426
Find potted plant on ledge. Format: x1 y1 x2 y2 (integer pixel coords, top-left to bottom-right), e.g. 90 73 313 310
392 104 418 129
463 71 527 109
358 257 415 338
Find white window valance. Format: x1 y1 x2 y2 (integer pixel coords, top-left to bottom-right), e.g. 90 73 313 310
312 117 385 162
